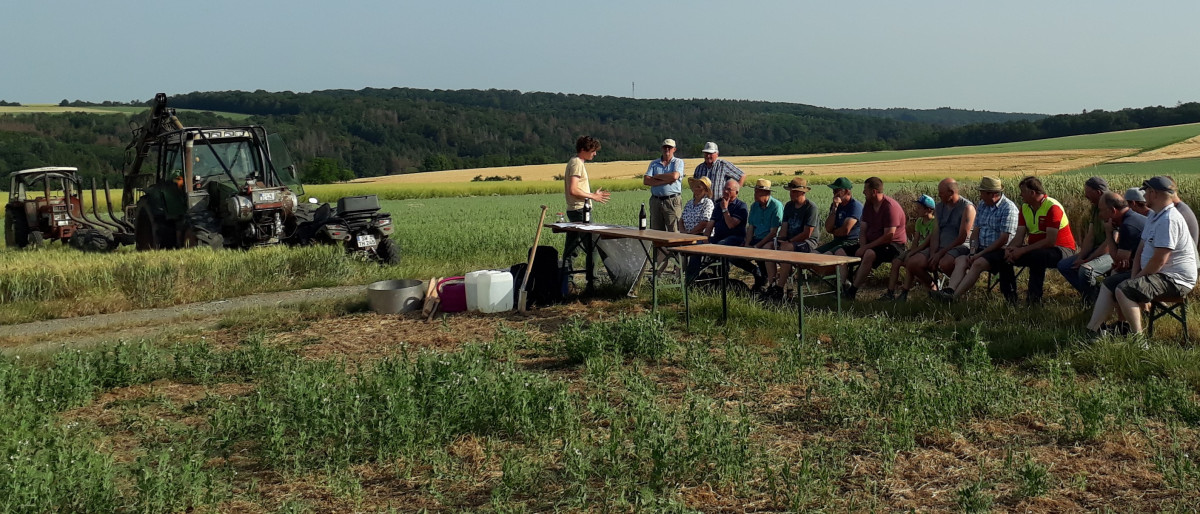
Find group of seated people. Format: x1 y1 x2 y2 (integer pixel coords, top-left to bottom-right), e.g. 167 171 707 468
679 172 1198 338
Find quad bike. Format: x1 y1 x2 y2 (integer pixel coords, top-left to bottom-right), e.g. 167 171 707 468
291 194 399 264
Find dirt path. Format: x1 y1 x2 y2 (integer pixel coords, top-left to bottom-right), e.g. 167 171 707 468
0 284 368 354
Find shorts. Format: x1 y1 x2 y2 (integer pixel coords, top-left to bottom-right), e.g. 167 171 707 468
780 240 816 253
815 238 858 254
974 248 1006 270
844 242 904 269
1118 273 1193 303
1102 272 1131 292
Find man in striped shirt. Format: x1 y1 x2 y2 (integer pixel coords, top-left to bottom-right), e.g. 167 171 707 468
692 142 746 200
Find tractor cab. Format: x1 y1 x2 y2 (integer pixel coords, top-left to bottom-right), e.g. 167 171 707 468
4 167 85 248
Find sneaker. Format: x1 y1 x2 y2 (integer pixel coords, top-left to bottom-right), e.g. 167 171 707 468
841 285 858 300
878 289 896 301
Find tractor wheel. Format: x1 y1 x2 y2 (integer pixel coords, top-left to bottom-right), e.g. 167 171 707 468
135 211 177 250
376 237 400 265
5 207 29 248
182 225 224 250
70 228 117 253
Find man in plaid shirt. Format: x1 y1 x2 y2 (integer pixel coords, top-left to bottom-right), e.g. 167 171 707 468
692 142 746 200
941 176 1019 300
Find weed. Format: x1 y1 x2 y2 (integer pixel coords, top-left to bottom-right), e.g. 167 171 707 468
956 477 995 513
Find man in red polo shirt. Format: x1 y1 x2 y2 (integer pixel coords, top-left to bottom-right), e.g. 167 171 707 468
840 176 907 300
1000 176 1077 304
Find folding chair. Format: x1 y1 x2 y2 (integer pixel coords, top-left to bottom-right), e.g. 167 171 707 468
1148 296 1190 342
986 266 1025 294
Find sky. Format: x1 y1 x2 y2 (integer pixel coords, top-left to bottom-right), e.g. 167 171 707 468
2 0 1198 115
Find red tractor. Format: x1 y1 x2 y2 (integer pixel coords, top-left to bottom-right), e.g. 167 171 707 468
4 167 87 248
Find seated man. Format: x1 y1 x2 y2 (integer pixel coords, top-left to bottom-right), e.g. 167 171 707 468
1057 177 1112 303
1086 177 1196 336
744 179 783 292
686 179 752 282
1082 191 1146 334
816 177 862 254
841 176 907 300
999 176 1077 305
883 194 935 301
1125 187 1150 216
770 177 821 298
942 177 1019 300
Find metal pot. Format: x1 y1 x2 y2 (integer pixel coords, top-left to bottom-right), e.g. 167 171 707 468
367 279 425 314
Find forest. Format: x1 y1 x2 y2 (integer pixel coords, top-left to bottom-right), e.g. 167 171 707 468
2 87 1199 187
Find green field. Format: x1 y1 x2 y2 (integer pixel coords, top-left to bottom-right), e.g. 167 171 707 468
759 123 1200 165
7 143 1200 509
1064 157 1200 177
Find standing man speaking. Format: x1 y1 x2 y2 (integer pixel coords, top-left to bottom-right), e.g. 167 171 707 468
644 139 684 232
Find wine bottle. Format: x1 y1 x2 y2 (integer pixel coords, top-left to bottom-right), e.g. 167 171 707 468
638 203 647 230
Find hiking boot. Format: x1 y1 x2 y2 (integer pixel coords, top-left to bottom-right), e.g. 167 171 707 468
878 289 896 301
763 285 784 302
897 290 909 302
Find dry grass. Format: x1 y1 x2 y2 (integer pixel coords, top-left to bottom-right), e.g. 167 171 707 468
1112 135 1200 163
349 149 1134 187
0 104 124 115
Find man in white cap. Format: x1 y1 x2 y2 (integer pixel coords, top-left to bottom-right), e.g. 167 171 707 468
643 139 684 232
1125 188 1150 216
692 142 745 200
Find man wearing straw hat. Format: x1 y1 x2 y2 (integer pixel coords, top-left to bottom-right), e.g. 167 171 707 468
942 176 1019 300
767 177 821 299
744 178 783 292
644 138 684 232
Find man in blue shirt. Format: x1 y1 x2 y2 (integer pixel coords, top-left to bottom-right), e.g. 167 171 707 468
816 177 863 254
643 138 684 232
745 179 784 292
686 178 752 282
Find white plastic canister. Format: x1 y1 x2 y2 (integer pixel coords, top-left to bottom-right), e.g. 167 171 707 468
464 270 487 312
479 271 514 313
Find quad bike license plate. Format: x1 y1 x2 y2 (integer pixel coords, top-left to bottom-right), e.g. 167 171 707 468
356 234 377 248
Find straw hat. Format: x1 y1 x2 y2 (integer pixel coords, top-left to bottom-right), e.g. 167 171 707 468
784 177 811 191
977 176 1003 192
754 178 773 191
687 176 712 193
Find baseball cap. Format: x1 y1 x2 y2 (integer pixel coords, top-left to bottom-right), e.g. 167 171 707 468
915 195 936 209
661 138 676 148
1085 176 1110 192
828 177 853 190
1141 176 1175 194
1124 187 1146 202
702 142 718 154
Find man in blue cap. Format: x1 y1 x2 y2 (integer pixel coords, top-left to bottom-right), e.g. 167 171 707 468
816 177 863 255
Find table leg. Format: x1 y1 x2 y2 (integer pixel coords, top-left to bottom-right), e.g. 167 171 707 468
798 268 805 342
651 245 658 312
681 251 690 329
720 257 729 325
584 234 596 294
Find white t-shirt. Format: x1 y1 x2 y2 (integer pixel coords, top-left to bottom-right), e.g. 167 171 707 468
1141 203 1198 289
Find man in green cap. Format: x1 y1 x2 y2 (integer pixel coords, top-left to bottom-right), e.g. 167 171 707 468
815 177 863 255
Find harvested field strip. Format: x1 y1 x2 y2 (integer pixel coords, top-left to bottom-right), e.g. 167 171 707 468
1112 135 1200 163
761 123 1200 165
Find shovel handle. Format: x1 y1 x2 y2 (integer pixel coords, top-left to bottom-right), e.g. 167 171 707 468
518 205 550 312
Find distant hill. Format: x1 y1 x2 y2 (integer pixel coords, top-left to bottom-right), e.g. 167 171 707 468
834 107 1046 127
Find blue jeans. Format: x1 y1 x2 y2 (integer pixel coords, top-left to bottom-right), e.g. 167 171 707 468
1057 253 1114 300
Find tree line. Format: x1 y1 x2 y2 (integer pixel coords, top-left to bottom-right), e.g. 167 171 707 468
1 88 1199 190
